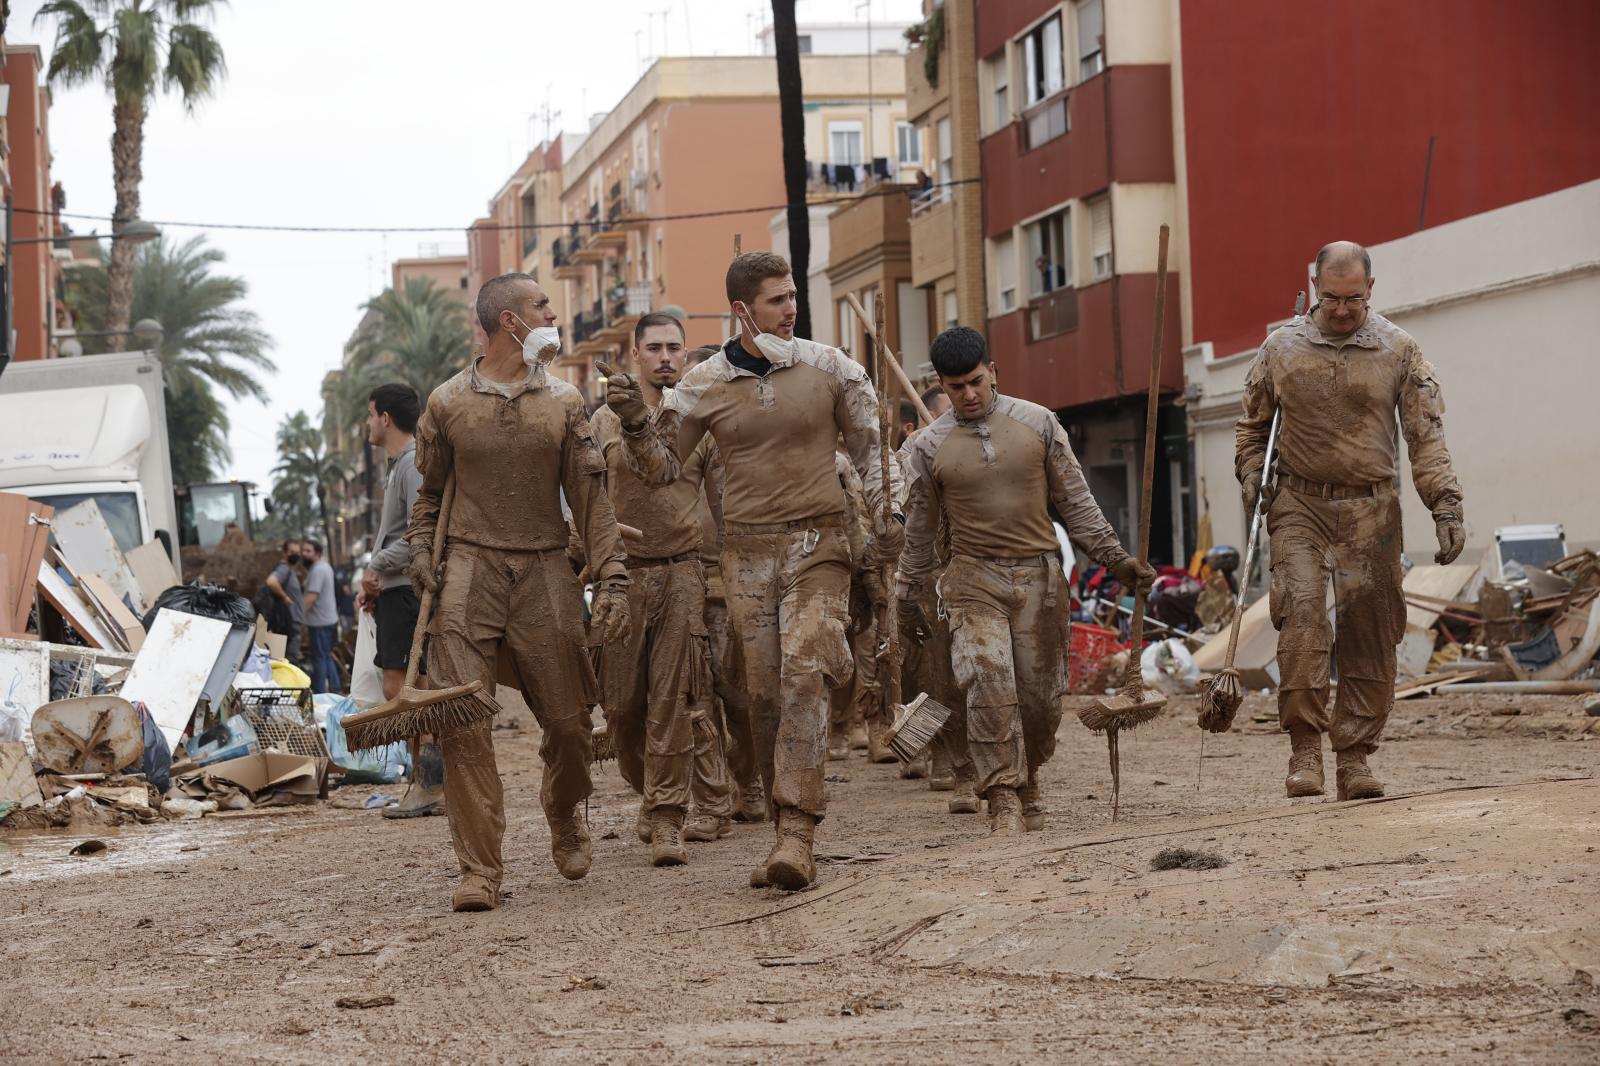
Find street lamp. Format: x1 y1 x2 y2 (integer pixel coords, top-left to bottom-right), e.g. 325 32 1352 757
55 318 166 358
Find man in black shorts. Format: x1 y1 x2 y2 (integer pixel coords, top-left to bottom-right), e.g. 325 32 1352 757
358 383 443 819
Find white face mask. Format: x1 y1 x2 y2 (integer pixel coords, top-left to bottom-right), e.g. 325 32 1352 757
734 303 796 364
512 315 561 366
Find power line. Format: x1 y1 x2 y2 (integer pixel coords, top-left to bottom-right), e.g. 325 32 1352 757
16 179 977 236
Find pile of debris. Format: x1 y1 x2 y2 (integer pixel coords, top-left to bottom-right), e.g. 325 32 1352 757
0 491 409 829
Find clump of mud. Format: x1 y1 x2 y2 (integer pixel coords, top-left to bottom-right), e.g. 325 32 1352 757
1150 847 1229 871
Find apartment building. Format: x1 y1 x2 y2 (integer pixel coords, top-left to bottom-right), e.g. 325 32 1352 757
2 42 65 365
466 136 568 343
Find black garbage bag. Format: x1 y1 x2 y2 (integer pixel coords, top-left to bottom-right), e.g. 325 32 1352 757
141 582 256 632
48 659 109 701
133 701 172 793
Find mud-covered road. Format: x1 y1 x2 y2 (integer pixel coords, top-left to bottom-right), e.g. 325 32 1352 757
3 692 1598 1064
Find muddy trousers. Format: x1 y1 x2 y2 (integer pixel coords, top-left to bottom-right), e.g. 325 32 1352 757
829 614 879 735
1269 486 1405 755
723 518 853 820
429 543 597 886
702 598 752 809
943 554 1069 795
599 556 708 815
901 587 975 780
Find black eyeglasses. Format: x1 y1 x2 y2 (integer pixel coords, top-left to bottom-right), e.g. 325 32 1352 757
1317 294 1367 309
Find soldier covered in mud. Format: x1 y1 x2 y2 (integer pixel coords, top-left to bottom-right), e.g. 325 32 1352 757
605 251 901 891
409 272 630 912
900 327 1152 835
591 314 724 867
1237 241 1464 801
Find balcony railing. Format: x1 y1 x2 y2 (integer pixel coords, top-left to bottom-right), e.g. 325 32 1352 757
522 231 539 257
1027 287 1080 341
1022 90 1071 152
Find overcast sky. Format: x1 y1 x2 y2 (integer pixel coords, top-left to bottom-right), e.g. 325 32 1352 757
11 0 921 492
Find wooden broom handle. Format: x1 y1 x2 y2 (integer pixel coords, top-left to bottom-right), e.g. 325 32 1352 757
845 291 933 426
1122 225 1170 697
873 291 903 708
401 473 457 691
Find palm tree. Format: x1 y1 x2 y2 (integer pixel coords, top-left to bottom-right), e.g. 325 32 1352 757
36 0 227 349
62 234 275 482
272 411 352 560
336 276 473 432
770 0 811 338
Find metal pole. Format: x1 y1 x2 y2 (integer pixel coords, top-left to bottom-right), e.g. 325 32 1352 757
3 192 12 378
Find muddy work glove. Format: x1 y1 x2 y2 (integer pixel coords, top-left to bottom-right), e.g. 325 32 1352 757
898 596 933 644
1434 510 1466 566
1240 469 1275 516
407 544 440 598
603 370 651 432
589 579 631 643
872 514 906 561
1110 555 1157 595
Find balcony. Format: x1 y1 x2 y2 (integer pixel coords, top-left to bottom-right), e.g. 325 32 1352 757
829 186 912 279
551 235 585 281
616 173 651 230
909 193 956 289
904 36 947 125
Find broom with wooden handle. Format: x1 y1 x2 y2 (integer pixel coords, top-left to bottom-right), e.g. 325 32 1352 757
342 474 502 750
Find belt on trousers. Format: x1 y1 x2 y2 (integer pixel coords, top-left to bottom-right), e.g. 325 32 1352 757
951 552 1061 607
724 512 846 537
1281 472 1385 501
625 550 699 568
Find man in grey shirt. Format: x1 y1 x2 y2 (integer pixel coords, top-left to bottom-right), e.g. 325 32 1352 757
357 383 443 818
266 540 306 662
302 539 340 693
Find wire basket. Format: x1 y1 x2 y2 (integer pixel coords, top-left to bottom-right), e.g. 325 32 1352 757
1067 622 1125 694
225 686 326 761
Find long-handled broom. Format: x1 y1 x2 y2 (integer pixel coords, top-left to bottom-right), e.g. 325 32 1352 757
1077 224 1172 822
342 474 502 750
1195 291 1305 736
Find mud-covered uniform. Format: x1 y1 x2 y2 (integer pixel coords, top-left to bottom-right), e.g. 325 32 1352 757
829 451 880 743
901 392 1130 794
1237 311 1462 755
591 402 717 819
620 337 899 820
692 440 742 816
410 359 627 888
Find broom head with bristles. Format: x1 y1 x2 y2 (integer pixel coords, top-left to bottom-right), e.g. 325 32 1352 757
1077 686 1168 734
886 692 952 763
591 723 616 764
341 680 498 751
1197 668 1244 733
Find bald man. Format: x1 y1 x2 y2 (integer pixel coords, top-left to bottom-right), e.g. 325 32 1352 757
1236 242 1464 802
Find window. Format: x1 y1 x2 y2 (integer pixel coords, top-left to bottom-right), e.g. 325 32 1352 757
838 298 857 353
1077 0 1105 81
829 120 864 166
942 290 959 329
895 121 922 168
937 116 953 194
1089 196 1113 280
1022 14 1064 107
797 35 813 54
1026 208 1071 296
993 232 1018 312
1025 96 1069 149
986 52 1010 133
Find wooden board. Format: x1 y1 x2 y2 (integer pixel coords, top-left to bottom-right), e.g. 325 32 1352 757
0 493 53 633
0 740 43 808
1403 563 1480 632
35 563 118 650
121 608 233 749
78 573 145 653
52 499 145 615
125 540 179 607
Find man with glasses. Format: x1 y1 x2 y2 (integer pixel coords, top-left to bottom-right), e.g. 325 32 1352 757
1236 242 1465 802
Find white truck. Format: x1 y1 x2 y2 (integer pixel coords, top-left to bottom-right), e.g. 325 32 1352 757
0 350 180 571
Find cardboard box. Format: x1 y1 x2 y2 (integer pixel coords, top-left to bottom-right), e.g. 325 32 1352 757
202 750 324 799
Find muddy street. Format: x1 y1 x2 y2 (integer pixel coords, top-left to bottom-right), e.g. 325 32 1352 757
4 692 1598 1065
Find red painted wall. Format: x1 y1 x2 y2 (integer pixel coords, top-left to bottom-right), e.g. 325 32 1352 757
1180 0 1600 358
5 49 51 361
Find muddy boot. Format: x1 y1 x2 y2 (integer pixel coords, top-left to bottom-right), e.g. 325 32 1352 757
866 719 897 764
748 864 771 889
1336 750 1385 800
928 746 955 791
847 721 869 752
987 786 1025 836
1019 780 1045 831
650 809 688 867
899 751 928 780
948 779 980 815
684 812 732 842
548 807 593 881
384 740 446 819
733 782 768 823
1285 728 1325 797
827 727 850 762
764 808 818 890
451 874 499 913
635 799 653 843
